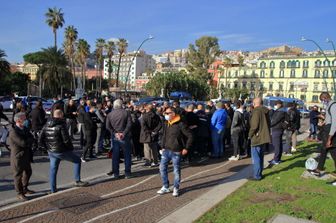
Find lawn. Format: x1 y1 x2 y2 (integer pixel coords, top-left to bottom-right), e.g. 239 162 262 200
196 141 336 223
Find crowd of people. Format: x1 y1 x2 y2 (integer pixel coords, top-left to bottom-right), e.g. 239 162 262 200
0 91 335 201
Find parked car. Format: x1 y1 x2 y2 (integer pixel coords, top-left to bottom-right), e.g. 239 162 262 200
10 96 53 114
0 96 13 110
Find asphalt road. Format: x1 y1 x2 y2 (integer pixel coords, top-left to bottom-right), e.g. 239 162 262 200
0 111 310 209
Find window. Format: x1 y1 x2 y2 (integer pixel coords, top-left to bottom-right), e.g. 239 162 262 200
280 61 285 68
322 83 328 91
235 70 238 77
270 61 275 68
312 95 319 102
295 60 300 68
315 70 320 78
269 82 273 91
289 82 295 91
333 70 336 78
250 82 255 90
287 60 292 68
302 69 308 78
279 70 284 78
323 59 330 67
234 81 238 88
228 71 231 77
270 70 274 78
300 95 306 101
242 81 247 88
279 83 283 91
303 60 309 68
323 70 328 78
260 61 266 68
333 59 336 66
260 70 265 78
259 82 264 90
290 69 295 78
315 60 321 67
313 83 319 91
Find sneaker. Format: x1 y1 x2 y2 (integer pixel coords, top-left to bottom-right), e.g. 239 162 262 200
284 152 293 156
150 163 159 167
75 181 89 187
291 147 297 152
106 171 113 176
310 169 322 177
143 162 151 167
23 189 36 195
157 186 170 195
17 194 28 201
110 174 120 180
332 181 336 186
125 173 132 179
81 158 87 163
172 187 179 197
229 155 240 161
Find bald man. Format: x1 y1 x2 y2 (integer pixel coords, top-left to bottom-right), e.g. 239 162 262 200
248 98 271 180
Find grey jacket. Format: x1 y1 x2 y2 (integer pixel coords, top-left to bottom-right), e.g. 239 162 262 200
106 108 132 136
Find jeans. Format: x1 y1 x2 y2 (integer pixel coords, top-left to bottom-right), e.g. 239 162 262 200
111 135 132 176
48 151 81 193
0 127 8 143
232 131 243 156
309 124 317 139
159 149 181 189
251 144 267 180
284 130 297 153
211 129 224 158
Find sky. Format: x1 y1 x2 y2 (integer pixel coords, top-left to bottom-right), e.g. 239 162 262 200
1 0 336 62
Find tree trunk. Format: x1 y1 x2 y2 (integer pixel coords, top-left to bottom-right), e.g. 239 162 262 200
83 62 86 91
116 54 122 87
54 29 57 49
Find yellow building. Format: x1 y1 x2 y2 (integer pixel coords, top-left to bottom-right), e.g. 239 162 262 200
217 55 336 106
17 63 39 81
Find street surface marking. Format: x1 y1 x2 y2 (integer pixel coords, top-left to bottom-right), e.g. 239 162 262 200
100 175 157 198
17 209 58 223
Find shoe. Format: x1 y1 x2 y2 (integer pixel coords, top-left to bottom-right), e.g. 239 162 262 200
284 152 293 156
17 194 28 201
24 189 36 195
332 181 336 186
172 187 179 197
248 177 261 181
106 171 113 176
229 155 240 161
125 174 132 179
150 163 159 167
110 174 120 180
291 147 297 152
143 162 151 167
157 186 170 195
89 155 97 159
75 181 89 187
81 158 87 163
310 169 322 177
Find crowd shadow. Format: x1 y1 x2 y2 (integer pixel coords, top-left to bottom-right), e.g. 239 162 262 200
0 180 47 192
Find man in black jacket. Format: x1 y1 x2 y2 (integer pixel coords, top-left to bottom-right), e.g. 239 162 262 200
30 101 46 152
9 112 34 201
269 100 287 166
284 102 301 155
157 107 193 197
77 99 86 150
64 99 78 139
39 109 87 193
106 99 133 179
140 103 161 167
82 104 100 162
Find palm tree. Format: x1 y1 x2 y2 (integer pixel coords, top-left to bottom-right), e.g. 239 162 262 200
38 47 70 96
45 7 65 48
63 25 78 90
94 38 105 92
0 49 10 77
116 38 128 87
76 39 90 90
104 40 116 85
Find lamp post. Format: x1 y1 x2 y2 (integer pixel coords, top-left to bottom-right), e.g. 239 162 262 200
124 35 154 94
301 37 336 100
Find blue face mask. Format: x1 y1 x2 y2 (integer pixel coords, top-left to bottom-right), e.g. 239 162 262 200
164 115 171 121
23 119 30 128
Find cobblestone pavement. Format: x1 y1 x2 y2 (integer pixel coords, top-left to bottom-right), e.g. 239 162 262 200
0 156 251 223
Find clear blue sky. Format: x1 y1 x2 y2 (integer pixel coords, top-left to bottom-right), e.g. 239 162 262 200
1 0 336 62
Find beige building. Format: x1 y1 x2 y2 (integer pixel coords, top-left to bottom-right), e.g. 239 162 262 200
16 63 39 80
217 55 336 106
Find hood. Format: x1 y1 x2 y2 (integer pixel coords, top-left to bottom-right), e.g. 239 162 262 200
47 118 65 127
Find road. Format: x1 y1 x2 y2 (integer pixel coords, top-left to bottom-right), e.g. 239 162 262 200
0 111 311 222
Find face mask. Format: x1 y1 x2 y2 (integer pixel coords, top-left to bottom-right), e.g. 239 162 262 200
274 105 278 110
23 119 30 128
164 115 171 121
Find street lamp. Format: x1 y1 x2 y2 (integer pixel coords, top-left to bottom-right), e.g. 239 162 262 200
124 35 154 93
301 36 336 100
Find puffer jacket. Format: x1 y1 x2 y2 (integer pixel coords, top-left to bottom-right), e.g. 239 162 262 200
39 118 74 153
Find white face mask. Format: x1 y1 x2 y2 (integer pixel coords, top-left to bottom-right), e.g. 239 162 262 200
164 115 171 121
274 105 278 110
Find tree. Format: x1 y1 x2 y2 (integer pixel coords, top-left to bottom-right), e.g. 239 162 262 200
104 40 116 86
187 36 220 80
94 38 105 92
38 47 70 97
23 51 46 96
0 72 30 96
0 49 10 77
116 38 128 87
45 7 65 48
63 25 78 89
76 39 90 90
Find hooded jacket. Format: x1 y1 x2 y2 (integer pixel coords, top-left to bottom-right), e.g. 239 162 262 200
139 110 162 143
39 118 74 153
248 106 271 147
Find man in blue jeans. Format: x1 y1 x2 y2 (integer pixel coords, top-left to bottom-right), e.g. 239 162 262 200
210 102 227 158
157 107 193 197
39 109 88 193
106 99 133 179
248 98 271 180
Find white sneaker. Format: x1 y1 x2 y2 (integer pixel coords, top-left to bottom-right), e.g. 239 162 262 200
332 181 336 186
291 147 297 152
157 186 170 195
81 158 87 163
229 155 240 161
172 187 179 197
